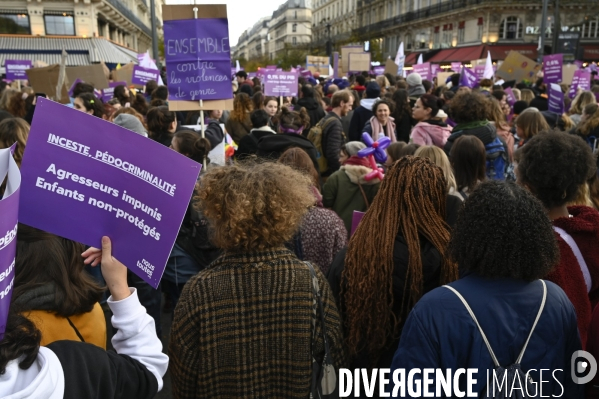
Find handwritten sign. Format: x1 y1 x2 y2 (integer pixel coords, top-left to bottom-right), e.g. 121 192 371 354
163 18 233 101
5 60 32 80
543 54 563 84
19 98 201 288
264 72 298 97
131 66 160 86
548 83 564 114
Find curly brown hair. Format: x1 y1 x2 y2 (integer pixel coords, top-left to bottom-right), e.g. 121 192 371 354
341 156 458 360
449 91 488 124
230 93 254 123
197 162 314 252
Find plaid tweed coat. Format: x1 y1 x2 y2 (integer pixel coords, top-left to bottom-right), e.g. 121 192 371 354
169 247 347 398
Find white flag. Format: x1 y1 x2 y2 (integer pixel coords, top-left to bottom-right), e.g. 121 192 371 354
483 51 494 79
417 54 423 65
55 48 67 101
236 60 241 73
395 42 405 76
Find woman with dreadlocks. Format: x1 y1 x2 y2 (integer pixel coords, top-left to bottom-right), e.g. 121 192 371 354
327 156 459 383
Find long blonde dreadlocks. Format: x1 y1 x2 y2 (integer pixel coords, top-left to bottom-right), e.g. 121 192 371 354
341 156 458 360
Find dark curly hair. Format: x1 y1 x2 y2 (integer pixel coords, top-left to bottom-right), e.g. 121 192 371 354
372 99 395 115
515 130 596 209
0 308 41 375
449 92 488 124
449 180 559 281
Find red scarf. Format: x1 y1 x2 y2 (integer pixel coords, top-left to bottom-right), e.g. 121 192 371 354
343 155 371 168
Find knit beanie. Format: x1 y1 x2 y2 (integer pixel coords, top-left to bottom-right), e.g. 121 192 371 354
345 141 367 156
113 114 148 137
406 72 422 87
365 82 381 99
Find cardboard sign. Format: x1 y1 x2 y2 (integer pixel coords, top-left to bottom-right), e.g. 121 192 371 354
162 4 234 112
385 59 399 76
5 60 32 80
131 65 160 86
264 72 298 97
436 72 453 87
562 64 578 85
306 55 330 75
348 52 371 73
543 54 563 84
496 51 539 82
341 46 363 73
111 63 135 86
25 64 70 104
19 98 201 288
163 18 232 102
0 145 20 339
65 64 110 90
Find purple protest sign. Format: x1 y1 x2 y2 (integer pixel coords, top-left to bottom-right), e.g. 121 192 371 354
504 87 517 106
264 72 298 97
569 70 592 99
68 79 82 98
574 60 584 69
548 83 564 114
101 81 128 102
5 60 32 80
131 65 160 86
543 54 563 84
431 64 441 78
350 211 365 236
451 62 462 72
460 68 478 88
19 98 201 288
413 62 431 81
265 65 277 71
300 70 313 78
474 65 486 81
163 18 232 101
373 66 385 75
0 144 20 339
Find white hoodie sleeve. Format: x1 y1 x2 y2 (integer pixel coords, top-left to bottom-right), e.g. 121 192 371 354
107 288 169 391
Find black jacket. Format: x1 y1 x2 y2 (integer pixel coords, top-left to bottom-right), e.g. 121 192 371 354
256 133 319 172
348 106 374 142
443 123 498 155
296 97 326 137
236 127 276 159
392 109 413 143
321 112 345 177
530 95 549 112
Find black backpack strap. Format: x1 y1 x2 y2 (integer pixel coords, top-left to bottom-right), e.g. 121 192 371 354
66 317 86 342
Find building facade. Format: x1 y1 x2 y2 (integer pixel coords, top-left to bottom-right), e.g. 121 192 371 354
312 0 358 49
353 0 599 62
0 0 162 53
233 0 313 61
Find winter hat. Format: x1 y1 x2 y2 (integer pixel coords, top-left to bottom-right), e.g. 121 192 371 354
365 82 381 99
406 72 422 87
344 141 367 156
113 114 148 137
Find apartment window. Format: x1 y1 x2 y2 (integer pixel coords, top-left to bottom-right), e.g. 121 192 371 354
442 24 452 44
294 11 297 19
387 2 393 18
582 19 598 38
457 21 465 44
292 37 297 45
0 13 30 34
499 16 521 39
44 13 75 35
477 17 483 40
396 0 401 15
292 23 297 32
433 26 440 45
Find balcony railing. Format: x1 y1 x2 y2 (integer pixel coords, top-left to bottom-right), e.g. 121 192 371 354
104 0 152 37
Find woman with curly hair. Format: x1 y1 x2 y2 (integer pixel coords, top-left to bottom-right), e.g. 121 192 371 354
147 105 177 147
6 90 27 118
362 99 397 142
444 91 504 155
391 180 582 398
169 162 347 398
411 94 452 148
516 130 599 348
328 156 458 375
225 92 253 143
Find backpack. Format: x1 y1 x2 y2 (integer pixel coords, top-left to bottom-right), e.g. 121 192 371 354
485 137 508 180
443 280 547 398
308 117 336 174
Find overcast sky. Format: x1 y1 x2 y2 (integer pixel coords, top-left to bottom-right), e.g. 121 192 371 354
164 0 288 46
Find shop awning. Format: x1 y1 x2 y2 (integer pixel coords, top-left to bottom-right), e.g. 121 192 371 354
583 44 599 61
405 52 423 65
486 44 537 61
427 47 461 63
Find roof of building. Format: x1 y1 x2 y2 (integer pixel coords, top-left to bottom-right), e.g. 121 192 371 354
0 35 138 69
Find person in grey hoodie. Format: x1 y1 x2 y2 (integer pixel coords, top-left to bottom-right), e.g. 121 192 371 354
406 72 426 107
113 113 148 137
348 81 380 142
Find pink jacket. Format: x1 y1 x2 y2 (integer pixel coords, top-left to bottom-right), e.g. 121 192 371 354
410 121 452 148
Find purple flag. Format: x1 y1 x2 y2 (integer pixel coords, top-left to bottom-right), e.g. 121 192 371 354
131 66 160 86
163 18 233 101
430 64 441 78
543 54 563 84
300 70 313 78
548 83 564 114
264 72 298 97
412 62 431 81
504 87 517 107
350 211 365 236
451 62 462 73
474 65 486 81
68 78 83 98
19 98 201 288
265 65 277 71
569 70 592 99
0 144 20 339
460 68 478 88
5 60 32 80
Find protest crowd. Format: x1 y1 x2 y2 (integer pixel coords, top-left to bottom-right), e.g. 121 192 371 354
2 54 599 399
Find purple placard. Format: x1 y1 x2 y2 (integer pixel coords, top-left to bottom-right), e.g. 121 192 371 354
0 145 20 339
504 87 517 106
373 66 385 75
350 211 365 236
163 18 232 101
264 72 298 97
68 78 83 98
265 65 277 71
431 64 441 78
548 83 564 114
474 65 486 81
300 70 313 78
5 60 32 80
574 60 584 69
569 70 592 99
543 54 563 84
460 68 478 88
131 65 160 86
451 62 462 72
102 81 128 102
595 92 599 103
19 98 201 288
412 62 431 81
